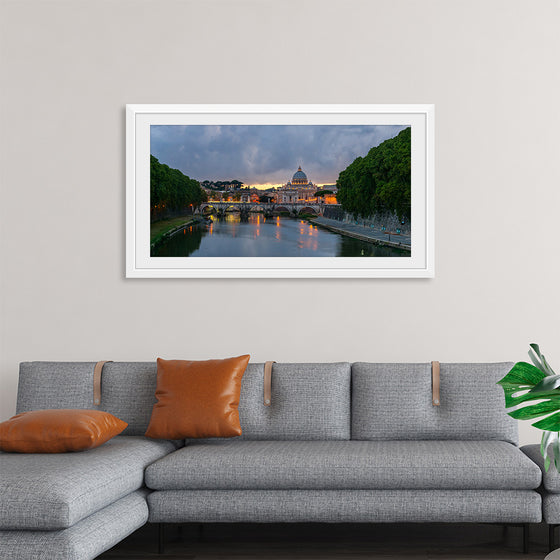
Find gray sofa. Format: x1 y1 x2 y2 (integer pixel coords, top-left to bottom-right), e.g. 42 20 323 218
0 361 544 559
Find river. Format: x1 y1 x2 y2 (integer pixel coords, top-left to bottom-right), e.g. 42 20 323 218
152 214 407 258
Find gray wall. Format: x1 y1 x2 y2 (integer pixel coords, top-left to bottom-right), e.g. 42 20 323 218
1 0 559 445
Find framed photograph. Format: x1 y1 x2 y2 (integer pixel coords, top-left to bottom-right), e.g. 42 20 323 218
126 104 434 278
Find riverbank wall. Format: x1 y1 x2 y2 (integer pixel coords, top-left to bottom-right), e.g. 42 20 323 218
310 216 411 252
322 206 410 236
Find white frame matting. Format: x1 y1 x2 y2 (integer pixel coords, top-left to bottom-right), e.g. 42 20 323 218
126 104 434 278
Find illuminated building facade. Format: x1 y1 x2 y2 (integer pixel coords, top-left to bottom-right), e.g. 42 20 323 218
276 166 317 203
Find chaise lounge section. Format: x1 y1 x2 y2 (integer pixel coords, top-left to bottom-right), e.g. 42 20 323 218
0 362 178 560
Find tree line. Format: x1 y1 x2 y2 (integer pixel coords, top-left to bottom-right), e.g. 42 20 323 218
335 127 411 220
151 156 207 219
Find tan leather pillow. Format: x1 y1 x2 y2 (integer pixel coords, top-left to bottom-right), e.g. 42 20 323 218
145 355 250 439
0 409 128 453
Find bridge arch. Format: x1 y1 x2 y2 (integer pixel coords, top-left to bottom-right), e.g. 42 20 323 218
200 204 217 214
298 206 319 215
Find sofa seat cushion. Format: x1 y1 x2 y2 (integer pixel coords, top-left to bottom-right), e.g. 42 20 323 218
522 444 560 493
148 489 541 524
0 490 149 560
145 439 541 491
0 436 177 530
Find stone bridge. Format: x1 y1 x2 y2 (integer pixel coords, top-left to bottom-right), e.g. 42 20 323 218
197 202 340 217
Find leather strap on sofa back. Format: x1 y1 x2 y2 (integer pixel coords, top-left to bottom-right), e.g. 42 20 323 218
431 361 440 406
263 361 276 406
93 361 113 405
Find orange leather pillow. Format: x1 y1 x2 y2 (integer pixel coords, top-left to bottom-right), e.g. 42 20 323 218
0 409 128 453
145 355 250 439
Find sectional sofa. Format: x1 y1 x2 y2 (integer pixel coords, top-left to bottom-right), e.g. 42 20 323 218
0 361 547 559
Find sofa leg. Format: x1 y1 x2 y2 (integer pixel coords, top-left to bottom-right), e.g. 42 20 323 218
550 524 558 553
523 523 529 554
158 523 165 555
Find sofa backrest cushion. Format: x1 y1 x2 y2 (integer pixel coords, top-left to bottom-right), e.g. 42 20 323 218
17 362 158 436
236 362 351 440
17 361 352 440
17 362 95 412
351 362 517 445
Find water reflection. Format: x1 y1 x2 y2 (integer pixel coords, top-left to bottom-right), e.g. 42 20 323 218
152 214 407 258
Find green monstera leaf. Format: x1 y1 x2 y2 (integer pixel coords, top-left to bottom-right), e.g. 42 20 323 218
497 344 560 472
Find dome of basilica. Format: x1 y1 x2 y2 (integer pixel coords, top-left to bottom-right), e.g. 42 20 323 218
292 166 308 184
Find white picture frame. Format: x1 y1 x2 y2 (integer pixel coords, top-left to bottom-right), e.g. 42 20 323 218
126 104 434 278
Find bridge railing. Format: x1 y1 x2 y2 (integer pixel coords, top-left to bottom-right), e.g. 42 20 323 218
201 202 340 207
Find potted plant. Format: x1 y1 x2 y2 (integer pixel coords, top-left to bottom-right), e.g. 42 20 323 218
498 344 560 472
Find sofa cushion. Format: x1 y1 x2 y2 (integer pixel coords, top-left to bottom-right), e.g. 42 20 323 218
97 362 159 436
0 490 149 560
522 444 560 493
352 363 518 444
17 362 160 436
235 362 351 440
0 409 127 453
543 493 560 524
148 489 541 524
0 436 177 530
17 362 96 413
145 440 540 491
145 356 250 439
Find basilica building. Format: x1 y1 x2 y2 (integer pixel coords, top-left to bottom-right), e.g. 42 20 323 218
276 166 318 203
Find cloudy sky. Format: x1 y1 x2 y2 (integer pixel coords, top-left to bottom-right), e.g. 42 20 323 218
151 125 407 188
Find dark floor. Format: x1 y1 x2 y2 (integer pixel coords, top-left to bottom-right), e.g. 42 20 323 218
99 522 553 559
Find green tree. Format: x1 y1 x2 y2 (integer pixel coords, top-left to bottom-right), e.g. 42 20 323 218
336 127 411 220
150 155 206 218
